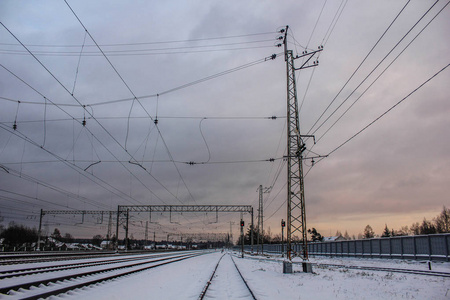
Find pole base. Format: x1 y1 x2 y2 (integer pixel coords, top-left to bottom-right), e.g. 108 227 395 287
283 261 293 273
302 261 312 273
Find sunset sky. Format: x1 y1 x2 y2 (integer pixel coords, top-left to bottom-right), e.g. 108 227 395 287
0 0 449 241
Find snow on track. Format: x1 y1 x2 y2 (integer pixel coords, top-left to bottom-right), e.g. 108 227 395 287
56 251 222 300
202 253 255 300
0 252 206 299
1 250 448 299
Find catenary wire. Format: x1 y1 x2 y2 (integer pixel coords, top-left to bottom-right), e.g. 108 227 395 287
315 0 450 145
306 0 413 137
0 31 276 47
326 63 449 157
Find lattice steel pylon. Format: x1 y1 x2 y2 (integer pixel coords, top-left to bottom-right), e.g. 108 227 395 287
282 26 322 261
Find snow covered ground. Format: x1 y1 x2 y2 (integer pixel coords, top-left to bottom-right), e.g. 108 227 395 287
44 250 450 300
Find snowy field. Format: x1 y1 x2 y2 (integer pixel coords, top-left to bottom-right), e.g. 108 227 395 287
40 250 450 300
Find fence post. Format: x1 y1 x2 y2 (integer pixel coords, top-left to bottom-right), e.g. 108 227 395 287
413 236 417 260
361 240 364 258
400 238 404 259
428 235 432 260
389 237 392 259
379 239 382 258
445 235 449 262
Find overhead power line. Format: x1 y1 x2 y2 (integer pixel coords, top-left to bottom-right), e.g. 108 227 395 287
0 39 274 56
0 31 276 48
327 63 449 157
315 0 450 144
84 53 281 107
306 0 413 137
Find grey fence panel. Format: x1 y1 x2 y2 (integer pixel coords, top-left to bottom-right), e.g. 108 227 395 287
371 239 380 256
349 241 356 255
342 241 349 254
390 238 402 256
430 235 446 257
355 240 363 255
380 239 390 255
307 234 449 261
447 235 450 258
415 236 429 257
239 234 449 261
402 237 415 258
362 240 371 256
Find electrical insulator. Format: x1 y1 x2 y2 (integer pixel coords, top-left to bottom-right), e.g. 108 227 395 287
13 122 17 130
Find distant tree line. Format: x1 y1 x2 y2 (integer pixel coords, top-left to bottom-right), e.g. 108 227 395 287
0 222 112 250
237 206 450 245
381 205 449 237
0 222 38 250
328 206 449 241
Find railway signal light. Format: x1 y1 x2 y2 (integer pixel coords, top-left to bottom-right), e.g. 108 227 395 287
240 220 245 227
281 220 285 227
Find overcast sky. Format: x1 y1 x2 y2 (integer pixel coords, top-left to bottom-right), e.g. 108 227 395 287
0 0 449 241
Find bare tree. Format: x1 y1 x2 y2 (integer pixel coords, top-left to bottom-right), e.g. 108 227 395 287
435 206 450 233
363 225 374 239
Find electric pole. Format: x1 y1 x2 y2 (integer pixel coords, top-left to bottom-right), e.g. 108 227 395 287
240 218 244 258
257 185 271 254
257 185 263 253
37 209 43 251
281 219 285 258
107 211 112 239
230 221 235 247
282 25 322 261
145 220 148 245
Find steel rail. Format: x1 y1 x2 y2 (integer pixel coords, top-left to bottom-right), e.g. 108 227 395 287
199 253 257 300
236 252 450 278
0 251 121 265
229 254 257 300
314 263 450 278
198 253 225 300
0 252 205 298
0 252 181 279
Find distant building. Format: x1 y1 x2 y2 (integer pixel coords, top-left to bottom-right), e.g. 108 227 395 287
100 240 112 249
322 236 346 242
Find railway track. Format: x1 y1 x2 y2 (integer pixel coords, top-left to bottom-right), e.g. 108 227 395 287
242 253 450 278
0 251 121 266
0 250 164 266
0 251 206 300
199 253 256 300
314 262 450 278
0 252 185 279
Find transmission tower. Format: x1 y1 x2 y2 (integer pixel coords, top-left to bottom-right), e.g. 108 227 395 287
107 211 113 240
282 26 322 260
257 184 263 252
257 185 271 253
145 220 149 243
